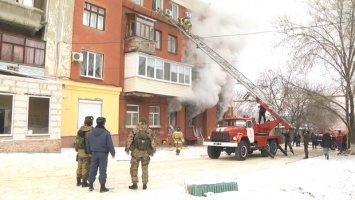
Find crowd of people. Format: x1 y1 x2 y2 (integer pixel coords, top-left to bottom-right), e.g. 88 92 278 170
282 128 349 160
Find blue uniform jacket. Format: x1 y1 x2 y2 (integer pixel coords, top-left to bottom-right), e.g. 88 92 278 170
86 126 115 156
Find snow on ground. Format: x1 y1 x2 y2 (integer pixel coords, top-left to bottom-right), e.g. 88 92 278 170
1 146 355 200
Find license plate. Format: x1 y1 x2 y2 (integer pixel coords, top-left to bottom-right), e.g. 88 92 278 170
213 142 222 145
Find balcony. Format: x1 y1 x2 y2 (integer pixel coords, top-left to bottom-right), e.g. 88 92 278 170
0 0 44 36
124 36 156 55
124 52 192 97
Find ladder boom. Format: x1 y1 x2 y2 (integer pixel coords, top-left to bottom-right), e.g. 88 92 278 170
163 14 291 128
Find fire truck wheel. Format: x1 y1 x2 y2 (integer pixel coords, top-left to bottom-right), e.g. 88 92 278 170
235 141 248 161
207 146 221 159
261 141 271 157
270 140 278 155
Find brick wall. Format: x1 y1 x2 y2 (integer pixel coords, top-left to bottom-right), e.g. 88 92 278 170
0 139 61 153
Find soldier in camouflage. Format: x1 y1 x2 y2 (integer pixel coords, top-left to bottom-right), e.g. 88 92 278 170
75 116 94 187
125 117 156 190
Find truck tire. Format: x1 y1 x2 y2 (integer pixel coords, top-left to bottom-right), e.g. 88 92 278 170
207 146 221 159
235 141 248 161
270 140 278 155
261 141 271 157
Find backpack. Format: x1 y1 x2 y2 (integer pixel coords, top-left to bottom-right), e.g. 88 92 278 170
75 136 85 151
134 130 150 151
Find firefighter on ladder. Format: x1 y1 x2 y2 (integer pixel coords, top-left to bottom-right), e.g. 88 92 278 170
173 127 184 155
179 16 192 33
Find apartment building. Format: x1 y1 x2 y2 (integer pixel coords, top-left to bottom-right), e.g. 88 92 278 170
117 0 218 146
0 0 69 152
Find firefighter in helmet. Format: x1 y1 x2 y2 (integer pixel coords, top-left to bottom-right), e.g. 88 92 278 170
173 127 184 155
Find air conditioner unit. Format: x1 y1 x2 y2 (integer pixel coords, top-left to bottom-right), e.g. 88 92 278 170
72 52 83 62
184 12 192 18
164 9 172 17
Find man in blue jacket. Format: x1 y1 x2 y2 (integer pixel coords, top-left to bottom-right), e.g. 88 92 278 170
86 117 115 193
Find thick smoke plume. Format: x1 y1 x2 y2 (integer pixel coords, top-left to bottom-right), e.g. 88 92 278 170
168 1 250 122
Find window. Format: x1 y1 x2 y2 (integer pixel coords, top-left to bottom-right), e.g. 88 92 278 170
149 106 160 127
0 94 13 135
171 63 177 82
83 2 105 30
131 0 143 6
147 58 155 78
164 62 171 81
126 14 155 40
0 33 46 66
155 30 161 49
184 67 191 84
15 0 33 7
78 100 102 128
156 60 163 79
27 96 50 135
187 106 196 126
168 112 177 127
138 56 146 76
81 51 103 79
126 105 139 127
169 3 179 20
168 35 177 53
134 54 192 85
152 0 163 11
178 65 184 83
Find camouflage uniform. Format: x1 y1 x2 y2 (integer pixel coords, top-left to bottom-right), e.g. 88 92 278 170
282 129 294 154
125 120 156 188
173 129 184 155
75 116 93 187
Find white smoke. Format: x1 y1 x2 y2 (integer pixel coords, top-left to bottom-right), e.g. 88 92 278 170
168 1 251 121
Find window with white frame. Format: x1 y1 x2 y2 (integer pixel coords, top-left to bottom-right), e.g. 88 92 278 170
152 0 163 11
147 58 155 78
27 96 50 135
83 2 105 31
168 35 177 53
0 94 13 135
171 63 177 82
81 50 103 79
155 30 161 49
169 3 179 20
156 60 163 79
135 54 192 85
131 0 143 6
149 106 160 127
126 105 139 127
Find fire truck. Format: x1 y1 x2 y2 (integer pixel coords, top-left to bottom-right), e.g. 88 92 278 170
162 12 291 160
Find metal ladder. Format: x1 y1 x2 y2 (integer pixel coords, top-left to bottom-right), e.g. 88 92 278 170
163 14 291 128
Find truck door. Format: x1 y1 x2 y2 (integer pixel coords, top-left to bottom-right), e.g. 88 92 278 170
246 120 254 143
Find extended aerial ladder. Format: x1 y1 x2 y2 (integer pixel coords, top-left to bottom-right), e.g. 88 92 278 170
162 13 291 129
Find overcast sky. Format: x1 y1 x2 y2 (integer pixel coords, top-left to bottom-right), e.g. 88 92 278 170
198 0 307 82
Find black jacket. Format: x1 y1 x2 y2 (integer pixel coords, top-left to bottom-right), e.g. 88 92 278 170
322 133 332 148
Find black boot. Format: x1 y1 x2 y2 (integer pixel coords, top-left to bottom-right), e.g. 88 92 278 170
100 184 109 193
89 183 94 191
82 178 89 187
129 183 138 190
143 184 147 190
76 177 82 186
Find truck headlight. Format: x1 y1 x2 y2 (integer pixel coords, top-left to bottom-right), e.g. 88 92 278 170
207 136 211 140
233 137 237 141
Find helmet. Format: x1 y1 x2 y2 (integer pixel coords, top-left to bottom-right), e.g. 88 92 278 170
177 127 181 131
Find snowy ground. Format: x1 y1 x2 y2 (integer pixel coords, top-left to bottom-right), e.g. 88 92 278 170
1 145 354 200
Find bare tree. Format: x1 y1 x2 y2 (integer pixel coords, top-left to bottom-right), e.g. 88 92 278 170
274 0 355 153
